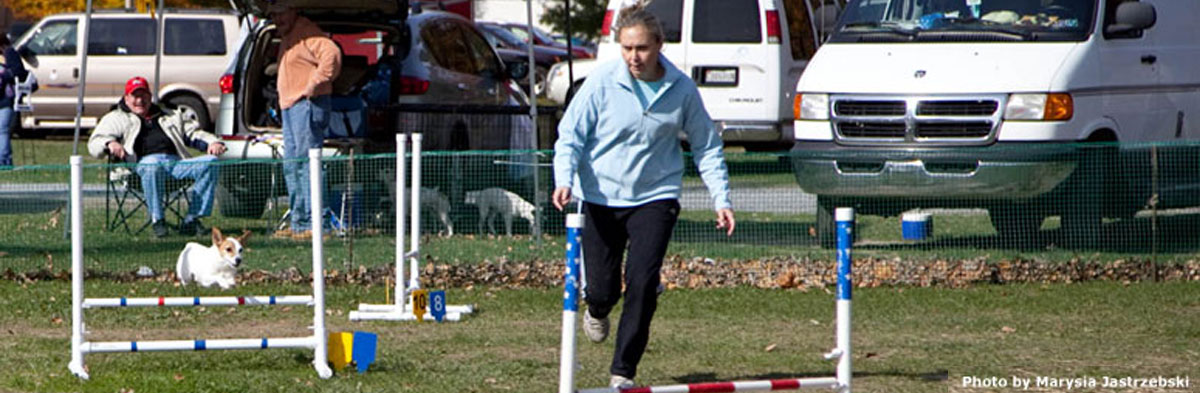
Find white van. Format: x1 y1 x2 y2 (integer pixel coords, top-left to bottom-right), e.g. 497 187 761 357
792 0 1199 247
547 0 803 150
14 9 239 132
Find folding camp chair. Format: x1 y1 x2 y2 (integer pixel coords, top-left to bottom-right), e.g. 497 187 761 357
105 159 194 235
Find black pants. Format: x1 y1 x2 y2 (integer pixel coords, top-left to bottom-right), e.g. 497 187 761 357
582 199 680 379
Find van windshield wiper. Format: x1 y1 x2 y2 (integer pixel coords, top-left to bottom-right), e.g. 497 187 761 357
924 18 1036 41
840 21 917 38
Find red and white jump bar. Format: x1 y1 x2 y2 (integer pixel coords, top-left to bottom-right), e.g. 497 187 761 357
83 295 313 308
578 377 839 393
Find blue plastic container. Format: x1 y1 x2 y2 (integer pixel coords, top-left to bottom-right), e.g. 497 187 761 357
901 212 932 241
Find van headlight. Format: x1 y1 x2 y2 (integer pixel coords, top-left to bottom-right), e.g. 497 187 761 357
1004 93 1073 121
795 93 830 120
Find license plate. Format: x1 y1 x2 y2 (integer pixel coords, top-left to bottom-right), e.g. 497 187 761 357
695 67 738 87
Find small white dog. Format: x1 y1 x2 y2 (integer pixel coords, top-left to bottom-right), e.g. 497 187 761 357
380 168 455 236
176 228 250 290
465 187 540 237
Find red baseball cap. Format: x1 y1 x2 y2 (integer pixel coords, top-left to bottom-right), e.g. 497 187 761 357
124 76 150 95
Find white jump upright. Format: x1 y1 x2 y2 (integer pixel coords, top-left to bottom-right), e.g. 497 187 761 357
559 209 856 393
349 133 473 322
68 150 334 380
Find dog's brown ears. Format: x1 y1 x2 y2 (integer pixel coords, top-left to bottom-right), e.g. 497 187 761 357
211 227 224 245
237 229 251 245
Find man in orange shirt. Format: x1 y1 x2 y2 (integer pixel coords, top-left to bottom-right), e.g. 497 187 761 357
269 1 341 239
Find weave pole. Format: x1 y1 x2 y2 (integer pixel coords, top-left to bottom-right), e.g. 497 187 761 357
349 133 473 321
563 209 857 393
67 150 334 380
558 213 585 393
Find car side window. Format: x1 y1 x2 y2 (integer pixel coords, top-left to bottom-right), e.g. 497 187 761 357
165 18 227 55
692 0 762 43
88 19 155 56
23 19 78 56
421 19 477 75
460 23 504 77
644 0 683 43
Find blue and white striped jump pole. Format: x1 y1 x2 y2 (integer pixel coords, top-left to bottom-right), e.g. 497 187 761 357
822 207 854 392
558 213 585 393
568 208 851 393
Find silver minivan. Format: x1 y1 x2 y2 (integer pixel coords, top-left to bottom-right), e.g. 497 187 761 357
14 9 240 132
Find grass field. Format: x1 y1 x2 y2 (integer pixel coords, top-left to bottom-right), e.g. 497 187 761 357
0 280 1195 392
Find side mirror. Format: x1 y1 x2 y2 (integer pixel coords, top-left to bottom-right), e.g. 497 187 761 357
814 4 842 40
17 45 37 67
507 61 528 80
1105 2 1155 35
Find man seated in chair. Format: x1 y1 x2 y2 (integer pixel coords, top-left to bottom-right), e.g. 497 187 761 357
88 76 227 238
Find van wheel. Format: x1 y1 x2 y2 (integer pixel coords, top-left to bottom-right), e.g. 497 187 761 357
1061 145 1109 249
166 95 212 132
988 205 1044 246
815 196 837 248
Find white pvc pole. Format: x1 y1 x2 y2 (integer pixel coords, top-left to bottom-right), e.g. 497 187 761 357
408 134 422 292
68 156 88 380
309 148 333 379
558 213 584 393
396 133 407 311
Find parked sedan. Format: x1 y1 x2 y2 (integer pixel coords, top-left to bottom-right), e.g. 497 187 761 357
491 21 594 59
476 21 570 95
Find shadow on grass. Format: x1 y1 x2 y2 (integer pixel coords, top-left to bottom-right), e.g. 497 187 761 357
859 213 1200 254
673 369 949 384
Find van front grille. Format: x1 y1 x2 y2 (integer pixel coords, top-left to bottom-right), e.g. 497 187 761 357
831 95 1003 145
837 122 906 138
916 122 993 138
835 101 905 116
916 100 998 116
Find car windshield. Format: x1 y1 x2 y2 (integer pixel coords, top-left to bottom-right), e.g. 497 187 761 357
831 0 1097 42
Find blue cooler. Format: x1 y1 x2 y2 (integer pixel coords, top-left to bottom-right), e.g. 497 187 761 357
901 212 932 241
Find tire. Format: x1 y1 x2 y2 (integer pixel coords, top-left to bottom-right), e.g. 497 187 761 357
216 162 274 218
564 80 585 106
988 205 1044 246
1061 145 1109 249
815 196 837 248
166 95 212 132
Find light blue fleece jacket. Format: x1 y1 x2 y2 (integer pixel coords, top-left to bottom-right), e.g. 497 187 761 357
554 56 732 210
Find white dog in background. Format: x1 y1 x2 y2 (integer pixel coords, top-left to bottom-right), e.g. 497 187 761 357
379 167 454 236
176 228 250 290
465 187 540 237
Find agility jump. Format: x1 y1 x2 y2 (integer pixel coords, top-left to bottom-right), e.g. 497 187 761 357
68 150 334 380
349 133 473 322
558 209 856 393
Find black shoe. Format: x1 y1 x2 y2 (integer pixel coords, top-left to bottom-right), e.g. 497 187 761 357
151 220 169 238
179 219 206 236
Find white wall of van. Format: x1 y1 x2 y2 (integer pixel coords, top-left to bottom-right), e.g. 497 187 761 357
15 9 239 132
564 0 802 150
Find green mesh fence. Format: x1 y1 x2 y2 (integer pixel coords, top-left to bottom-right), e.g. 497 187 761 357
2 140 1199 278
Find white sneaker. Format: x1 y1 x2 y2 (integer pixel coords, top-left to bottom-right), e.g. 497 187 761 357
582 310 609 343
610 374 635 389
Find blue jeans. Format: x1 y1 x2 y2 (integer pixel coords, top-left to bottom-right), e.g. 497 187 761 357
0 107 13 167
134 154 219 223
281 95 330 232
